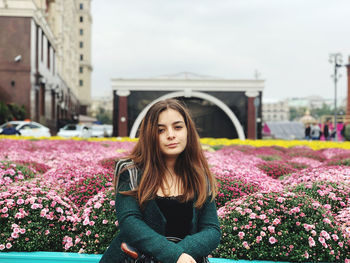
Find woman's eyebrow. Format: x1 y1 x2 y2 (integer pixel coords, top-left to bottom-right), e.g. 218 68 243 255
158 121 184 126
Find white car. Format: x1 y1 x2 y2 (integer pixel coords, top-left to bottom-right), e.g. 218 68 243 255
91 124 113 137
57 124 92 138
0 121 51 137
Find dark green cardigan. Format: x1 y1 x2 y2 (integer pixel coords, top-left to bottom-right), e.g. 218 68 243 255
100 165 221 263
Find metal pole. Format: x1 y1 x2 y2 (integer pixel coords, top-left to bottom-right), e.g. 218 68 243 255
334 64 338 141
329 53 343 141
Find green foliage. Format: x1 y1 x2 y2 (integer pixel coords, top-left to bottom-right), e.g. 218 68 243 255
0 101 12 124
344 124 350 141
96 107 112 124
327 158 350 167
0 102 26 124
289 106 307 121
7 103 26 120
258 155 282 161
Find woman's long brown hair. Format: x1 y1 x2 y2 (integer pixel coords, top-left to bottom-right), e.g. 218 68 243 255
113 99 217 209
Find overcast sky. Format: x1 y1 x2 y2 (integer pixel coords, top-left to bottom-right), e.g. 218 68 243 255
91 0 350 102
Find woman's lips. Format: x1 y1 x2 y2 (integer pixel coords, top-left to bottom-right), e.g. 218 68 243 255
166 143 178 148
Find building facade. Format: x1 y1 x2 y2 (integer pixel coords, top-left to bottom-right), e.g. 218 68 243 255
111 73 264 140
262 100 289 122
0 0 92 131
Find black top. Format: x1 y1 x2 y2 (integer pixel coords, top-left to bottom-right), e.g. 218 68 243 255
155 195 193 239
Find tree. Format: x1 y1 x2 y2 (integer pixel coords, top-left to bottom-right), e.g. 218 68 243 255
96 107 112 124
289 106 307 121
0 102 27 124
0 102 12 124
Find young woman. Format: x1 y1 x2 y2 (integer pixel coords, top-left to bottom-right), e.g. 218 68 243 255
100 99 220 263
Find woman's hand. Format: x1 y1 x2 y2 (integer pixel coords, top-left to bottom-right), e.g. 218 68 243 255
176 253 196 263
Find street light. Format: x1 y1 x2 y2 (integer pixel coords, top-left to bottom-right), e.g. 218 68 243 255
329 53 343 141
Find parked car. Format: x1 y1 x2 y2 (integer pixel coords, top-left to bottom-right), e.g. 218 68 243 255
91 124 113 137
0 121 51 137
57 124 92 138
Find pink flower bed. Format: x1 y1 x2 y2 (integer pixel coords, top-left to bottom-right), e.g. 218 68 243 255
0 139 349 261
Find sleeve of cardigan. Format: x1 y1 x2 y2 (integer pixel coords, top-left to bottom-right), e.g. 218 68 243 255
176 196 221 259
115 170 185 263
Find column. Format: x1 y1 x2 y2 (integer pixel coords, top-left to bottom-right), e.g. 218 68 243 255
245 91 259 140
346 56 350 116
116 90 130 137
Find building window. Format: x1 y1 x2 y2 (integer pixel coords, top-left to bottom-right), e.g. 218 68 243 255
47 40 51 69
80 16 83 22
53 51 55 74
41 31 44 62
79 29 83 35
79 3 83 9
79 80 83 86
80 54 83 61
79 66 83 73
79 41 83 48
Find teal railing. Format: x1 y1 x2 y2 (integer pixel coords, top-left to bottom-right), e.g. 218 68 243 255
0 252 290 263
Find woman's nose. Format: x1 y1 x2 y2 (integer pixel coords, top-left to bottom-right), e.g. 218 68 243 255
167 129 175 139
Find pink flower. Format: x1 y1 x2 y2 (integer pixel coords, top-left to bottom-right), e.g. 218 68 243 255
242 241 250 249
89 221 95 226
308 237 315 247
260 231 266 237
304 251 309 259
83 218 89 226
249 213 256 219
320 230 330 240
75 237 81 244
0 244 4 250
45 230 50 235
277 197 285 203
269 237 277 244
268 226 275 233
102 219 108 224
1 207 8 213
324 204 331 210
312 202 320 208
331 234 338 241
20 228 25 234
318 237 325 244
94 202 102 209
6 243 12 249
238 231 245 239
272 218 280 225
323 218 332 224
256 236 262 243
86 230 91 236
110 200 115 206
11 232 19 239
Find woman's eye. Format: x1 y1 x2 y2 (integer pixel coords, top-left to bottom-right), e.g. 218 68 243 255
175 126 183 130
158 129 165 133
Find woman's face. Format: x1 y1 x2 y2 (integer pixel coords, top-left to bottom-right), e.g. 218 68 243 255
157 108 188 160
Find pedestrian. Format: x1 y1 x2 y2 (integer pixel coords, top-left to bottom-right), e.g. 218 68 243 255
100 99 220 263
311 122 321 140
0 123 21 135
323 120 331 141
304 123 311 140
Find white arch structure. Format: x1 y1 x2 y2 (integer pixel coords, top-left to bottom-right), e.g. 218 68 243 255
129 91 246 140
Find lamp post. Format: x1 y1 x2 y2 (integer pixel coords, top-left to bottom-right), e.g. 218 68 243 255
329 53 343 141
